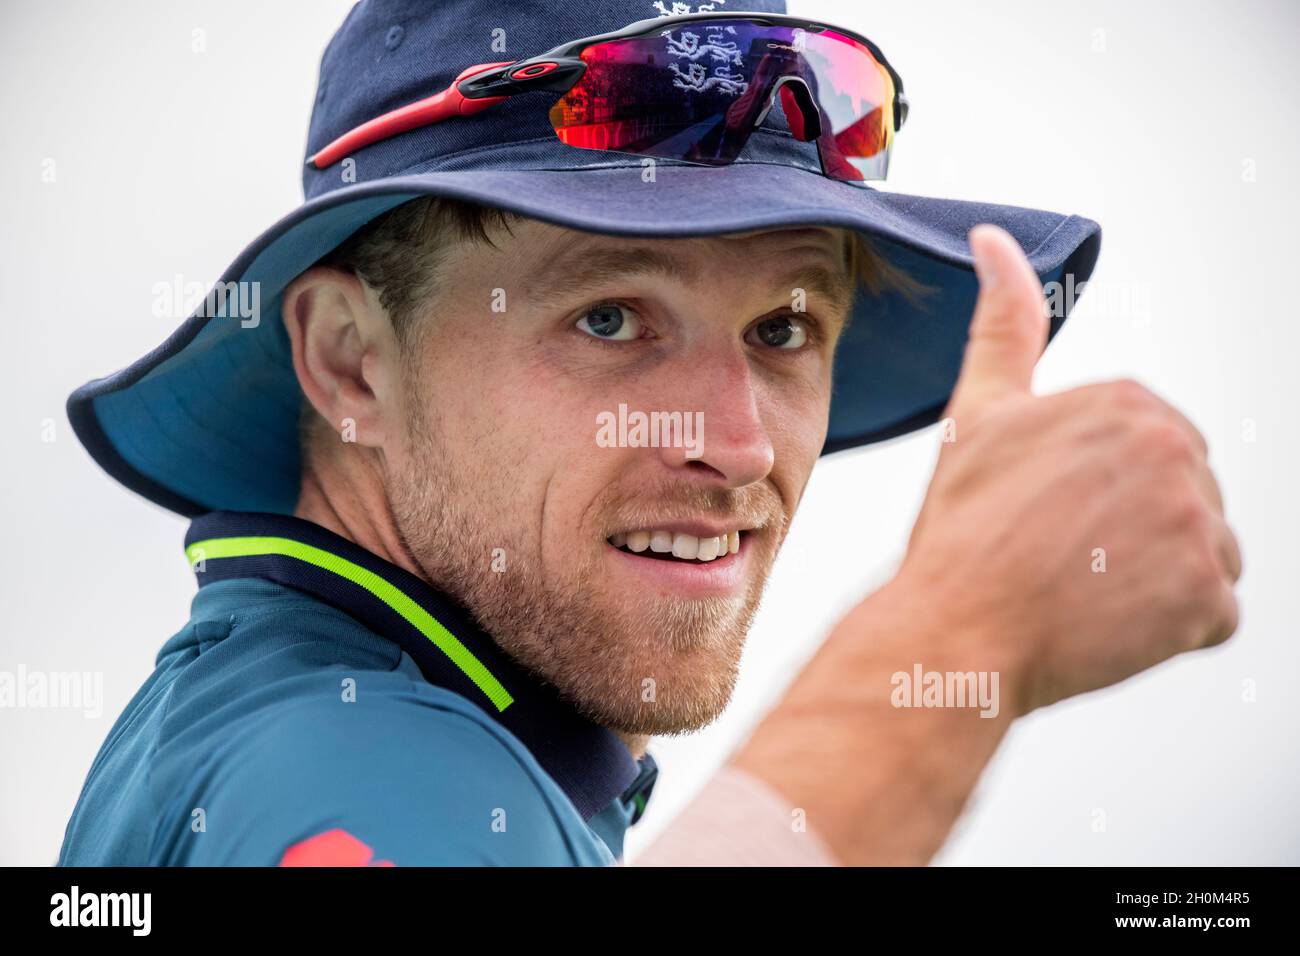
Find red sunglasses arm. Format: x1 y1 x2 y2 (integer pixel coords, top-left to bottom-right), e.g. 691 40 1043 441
306 61 515 169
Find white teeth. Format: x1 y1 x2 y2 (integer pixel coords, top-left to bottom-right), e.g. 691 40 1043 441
609 528 745 560
671 534 699 560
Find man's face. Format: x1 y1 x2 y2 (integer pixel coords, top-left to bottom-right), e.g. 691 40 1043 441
384 219 855 735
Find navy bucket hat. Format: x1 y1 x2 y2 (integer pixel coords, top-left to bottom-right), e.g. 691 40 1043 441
68 0 1101 517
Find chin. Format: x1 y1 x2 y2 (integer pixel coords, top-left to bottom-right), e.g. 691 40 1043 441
550 611 749 736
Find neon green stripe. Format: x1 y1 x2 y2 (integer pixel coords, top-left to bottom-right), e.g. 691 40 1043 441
186 536 513 712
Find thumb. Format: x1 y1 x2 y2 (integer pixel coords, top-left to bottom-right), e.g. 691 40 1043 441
946 224 1050 419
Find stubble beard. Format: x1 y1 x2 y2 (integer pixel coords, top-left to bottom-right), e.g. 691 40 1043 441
386 382 782 737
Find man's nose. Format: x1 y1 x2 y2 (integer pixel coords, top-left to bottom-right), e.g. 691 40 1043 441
653 347 775 489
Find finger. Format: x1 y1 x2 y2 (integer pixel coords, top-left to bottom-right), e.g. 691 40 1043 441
1050 381 1208 460
1141 387 1210 459
1200 582 1241 648
1213 513 1243 583
1186 452 1225 517
1051 381 1222 514
945 224 1051 419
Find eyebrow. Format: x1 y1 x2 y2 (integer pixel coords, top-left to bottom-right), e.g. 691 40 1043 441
525 246 700 308
770 263 857 319
526 244 857 318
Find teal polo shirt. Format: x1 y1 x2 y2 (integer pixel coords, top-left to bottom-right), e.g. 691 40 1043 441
58 511 658 866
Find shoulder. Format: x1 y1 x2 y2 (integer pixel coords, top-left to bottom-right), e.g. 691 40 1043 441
149 582 601 866
162 680 598 866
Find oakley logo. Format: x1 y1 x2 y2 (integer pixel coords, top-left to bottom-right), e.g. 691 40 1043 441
767 30 808 53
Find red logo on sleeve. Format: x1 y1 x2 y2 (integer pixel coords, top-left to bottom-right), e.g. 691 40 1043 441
279 828 396 867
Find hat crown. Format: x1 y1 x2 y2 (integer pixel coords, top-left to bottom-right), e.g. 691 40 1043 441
303 0 788 199
69 0 1100 517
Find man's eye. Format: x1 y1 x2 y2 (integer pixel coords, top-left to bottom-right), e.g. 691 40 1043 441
576 303 643 341
747 315 809 350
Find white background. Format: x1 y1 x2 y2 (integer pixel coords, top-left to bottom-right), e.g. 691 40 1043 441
1 0 1296 865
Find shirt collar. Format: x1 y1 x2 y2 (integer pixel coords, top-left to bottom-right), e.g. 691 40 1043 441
184 510 657 824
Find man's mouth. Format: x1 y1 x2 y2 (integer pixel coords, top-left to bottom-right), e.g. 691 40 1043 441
606 529 744 563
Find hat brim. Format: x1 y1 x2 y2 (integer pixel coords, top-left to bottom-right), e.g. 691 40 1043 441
68 162 1100 516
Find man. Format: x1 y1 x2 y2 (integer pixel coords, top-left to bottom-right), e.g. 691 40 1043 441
60 0 1239 866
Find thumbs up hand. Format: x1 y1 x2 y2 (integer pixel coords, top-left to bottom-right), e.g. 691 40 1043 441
896 224 1241 717
946 224 1051 416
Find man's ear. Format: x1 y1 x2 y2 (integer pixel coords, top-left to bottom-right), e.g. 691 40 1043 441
281 266 399 449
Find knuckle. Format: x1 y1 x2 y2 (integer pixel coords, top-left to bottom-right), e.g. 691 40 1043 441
1186 538 1222 592
1142 418 1196 464
1219 592 1241 642
1228 526 1245 580
1201 589 1240 649
1167 485 1208 533
1109 377 1156 411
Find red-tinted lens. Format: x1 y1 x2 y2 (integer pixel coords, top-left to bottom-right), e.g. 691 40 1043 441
547 20 896 181
798 28 895 181
548 21 763 166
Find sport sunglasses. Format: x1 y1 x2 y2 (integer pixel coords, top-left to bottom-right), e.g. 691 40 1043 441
307 11 908 182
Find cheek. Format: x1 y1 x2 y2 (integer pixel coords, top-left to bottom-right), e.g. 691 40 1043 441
416 344 612 537
507 364 621 537
762 363 833 451
758 370 832 505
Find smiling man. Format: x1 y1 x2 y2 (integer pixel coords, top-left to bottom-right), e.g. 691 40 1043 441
291 208 869 744
60 0 1239 867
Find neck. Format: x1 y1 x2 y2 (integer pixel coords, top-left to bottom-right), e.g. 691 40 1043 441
294 451 426 581
294 453 650 764
615 732 652 760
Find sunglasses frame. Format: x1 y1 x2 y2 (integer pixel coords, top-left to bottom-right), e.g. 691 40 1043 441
307 11 907 172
